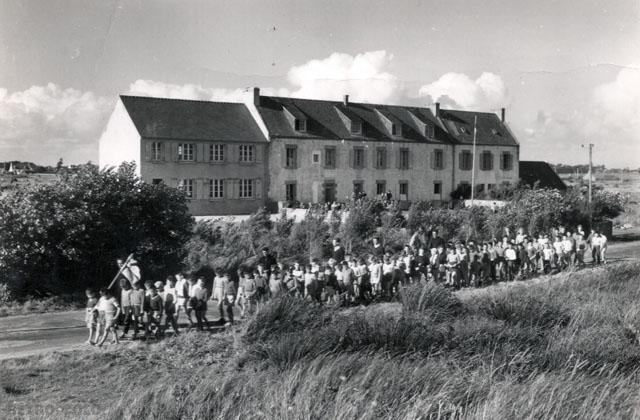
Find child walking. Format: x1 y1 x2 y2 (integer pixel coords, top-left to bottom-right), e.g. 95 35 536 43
85 288 99 345
96 288 121 347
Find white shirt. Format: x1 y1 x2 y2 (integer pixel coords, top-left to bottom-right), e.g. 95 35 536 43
369 263 382 284
505 248 517 261
382 262 394 274
175 278 187 298
96 296 119 314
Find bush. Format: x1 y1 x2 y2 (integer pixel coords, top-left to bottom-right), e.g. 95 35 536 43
473 288 571 329
400 282 464 321
0 163 193 296
243 296 333 345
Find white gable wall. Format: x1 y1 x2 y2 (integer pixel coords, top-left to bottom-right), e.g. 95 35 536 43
98 99 141 176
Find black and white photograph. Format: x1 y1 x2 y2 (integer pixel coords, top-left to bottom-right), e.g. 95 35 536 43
0 0 639 418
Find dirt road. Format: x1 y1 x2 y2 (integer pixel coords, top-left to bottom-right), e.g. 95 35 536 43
0 307 228 360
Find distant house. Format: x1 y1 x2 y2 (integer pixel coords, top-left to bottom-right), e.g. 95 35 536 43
519 161 567 190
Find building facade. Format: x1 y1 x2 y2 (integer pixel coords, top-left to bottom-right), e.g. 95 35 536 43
99 96 269 215
99 89 520 215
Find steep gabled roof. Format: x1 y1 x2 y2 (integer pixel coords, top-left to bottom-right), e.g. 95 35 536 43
519 161 567 190
119 95 267 143
256 96 451 143
438 109 518 146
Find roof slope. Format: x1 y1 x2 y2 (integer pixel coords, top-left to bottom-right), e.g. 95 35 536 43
519 161 567 190
256 96 451 143
439 110 518 146
120 95 267 143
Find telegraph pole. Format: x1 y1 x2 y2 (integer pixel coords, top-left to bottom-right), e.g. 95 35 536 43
470 116 478 206
581 143 594 220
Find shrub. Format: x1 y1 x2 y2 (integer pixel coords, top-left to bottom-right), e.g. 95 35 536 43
400 282 464 321
0 163 193 296
243 296 333 345
474 288 571 329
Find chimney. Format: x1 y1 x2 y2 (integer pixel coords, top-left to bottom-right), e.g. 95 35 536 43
343 94 349 106
435 102 441 118
253 87 260 106
501 107 505 123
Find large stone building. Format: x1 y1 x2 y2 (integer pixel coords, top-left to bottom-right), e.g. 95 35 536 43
99 88 520 215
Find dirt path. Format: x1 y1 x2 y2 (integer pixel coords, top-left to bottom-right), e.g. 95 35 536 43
0 307 230 360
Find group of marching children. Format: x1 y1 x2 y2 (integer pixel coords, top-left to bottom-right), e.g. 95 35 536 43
226 224 610 309
85 267 215 345
85 223 610 344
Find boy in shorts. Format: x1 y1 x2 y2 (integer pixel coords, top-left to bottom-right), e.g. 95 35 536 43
162 276 179 335
147 285 163 338
96 288 121 346
128 281 145 339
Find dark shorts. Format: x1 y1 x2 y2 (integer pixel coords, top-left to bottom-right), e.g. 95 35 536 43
124 306 142 317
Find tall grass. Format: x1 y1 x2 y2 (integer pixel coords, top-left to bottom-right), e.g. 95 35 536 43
49 262 640 419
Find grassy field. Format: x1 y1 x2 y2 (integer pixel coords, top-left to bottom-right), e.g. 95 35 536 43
2 261 640 419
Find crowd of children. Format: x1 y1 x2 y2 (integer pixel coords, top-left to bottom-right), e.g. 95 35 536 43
84 224 609 345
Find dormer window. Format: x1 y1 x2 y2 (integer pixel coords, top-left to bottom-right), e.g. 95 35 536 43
294 119 307 132
425 123 434 138
335 105 363 136
391 124 398 136
283 103 308 133
351 121 362 134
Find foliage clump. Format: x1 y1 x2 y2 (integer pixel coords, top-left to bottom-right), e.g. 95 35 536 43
0 163 193 296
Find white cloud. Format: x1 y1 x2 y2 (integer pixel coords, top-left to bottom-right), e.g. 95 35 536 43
591 67 640 136
286 50 401 103
418 72 508 110
127 79 250 102
127 50 402 104
0 83 112 164
521 67 640 168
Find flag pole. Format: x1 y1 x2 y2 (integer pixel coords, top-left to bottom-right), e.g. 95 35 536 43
470 116 477 206
107 253 134 289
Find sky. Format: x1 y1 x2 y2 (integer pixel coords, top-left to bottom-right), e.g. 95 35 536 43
0 0 638 168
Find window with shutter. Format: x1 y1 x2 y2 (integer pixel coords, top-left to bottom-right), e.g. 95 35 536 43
209 179 224 199
399 148 410 170
353 148 365 169
239 179 254 198
239 145 255 163
210 144 225 162
375 147 386 169
178 144 195 161
399 181 409 197
434 149 444 170
151 142 163 161
459 151 472 170
324 147 336 169
501 152 513 170
285 145 297 168
285 182 297 201
480 151 493 171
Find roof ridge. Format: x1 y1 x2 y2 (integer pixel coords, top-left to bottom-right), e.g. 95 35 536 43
119 94 246 106
260 95 435 111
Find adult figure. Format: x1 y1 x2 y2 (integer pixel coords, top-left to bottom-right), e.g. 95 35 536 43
332 238 346 263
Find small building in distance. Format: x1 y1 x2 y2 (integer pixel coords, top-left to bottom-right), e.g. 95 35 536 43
519 161 567 190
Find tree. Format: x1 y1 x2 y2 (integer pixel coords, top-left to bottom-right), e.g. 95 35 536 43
0 162 193 296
